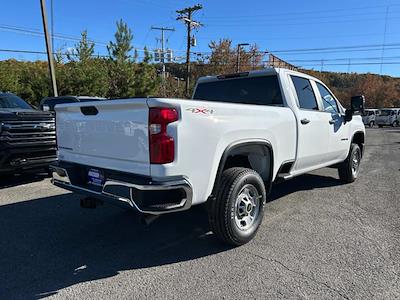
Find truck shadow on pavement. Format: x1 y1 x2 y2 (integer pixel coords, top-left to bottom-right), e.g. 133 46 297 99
269 173 342 201
0 173 48 189
0 173 342 299
0 193 227 299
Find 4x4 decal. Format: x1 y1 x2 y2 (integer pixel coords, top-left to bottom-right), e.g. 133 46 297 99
186 107 214 115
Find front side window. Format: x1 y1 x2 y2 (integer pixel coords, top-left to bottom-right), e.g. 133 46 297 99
291 76 318 110
316 83 339 114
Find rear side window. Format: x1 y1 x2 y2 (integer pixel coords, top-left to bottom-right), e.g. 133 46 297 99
291 76 318 110
193 75 283 106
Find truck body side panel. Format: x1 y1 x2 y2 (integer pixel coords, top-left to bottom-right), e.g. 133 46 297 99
147 98 297 205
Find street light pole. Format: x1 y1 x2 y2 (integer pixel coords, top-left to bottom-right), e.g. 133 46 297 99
236 43 249 73
40 0 58 96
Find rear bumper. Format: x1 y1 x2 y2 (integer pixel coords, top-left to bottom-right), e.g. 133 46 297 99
50 161 193 215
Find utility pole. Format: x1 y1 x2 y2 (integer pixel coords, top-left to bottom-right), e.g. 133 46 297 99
151 26 175 80
236 43 249 72
40 0 58 96
50 0 54 54
151 26 175 96
177 4 202 97
380 6 389 74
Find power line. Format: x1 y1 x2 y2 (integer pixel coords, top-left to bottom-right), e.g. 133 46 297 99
202 3 400 20
0 23 188 54
0 24 108 45
197 31 400 42
189 42 400 56
269 43 400 53
0 49 47 55
4 48 400 73
0 48 150 60
276 46 400 56
299 61 400 66
205 10 400 24
206 16 400 28
287 55 400 63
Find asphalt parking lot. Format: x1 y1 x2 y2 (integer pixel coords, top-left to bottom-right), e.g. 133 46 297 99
0 128 399 299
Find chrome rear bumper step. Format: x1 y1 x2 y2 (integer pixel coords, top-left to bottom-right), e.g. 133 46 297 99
50 164 192 215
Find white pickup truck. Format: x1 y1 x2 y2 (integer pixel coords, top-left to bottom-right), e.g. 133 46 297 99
51 68 365 246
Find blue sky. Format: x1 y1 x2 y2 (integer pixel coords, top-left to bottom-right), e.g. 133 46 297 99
1 0 400 76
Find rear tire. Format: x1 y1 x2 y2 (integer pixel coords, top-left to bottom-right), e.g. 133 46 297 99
378 125 383 128
208 167 266 246
338 143 361 183
369 121 374 127
392 121 397 127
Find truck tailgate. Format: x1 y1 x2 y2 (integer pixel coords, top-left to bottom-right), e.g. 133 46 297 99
55 99 150 176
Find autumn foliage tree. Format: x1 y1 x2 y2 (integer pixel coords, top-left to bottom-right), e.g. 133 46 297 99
207 38 264 75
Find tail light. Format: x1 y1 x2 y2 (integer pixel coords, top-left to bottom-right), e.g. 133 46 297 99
149 107 178 164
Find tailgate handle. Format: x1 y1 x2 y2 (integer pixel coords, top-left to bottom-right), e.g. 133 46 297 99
80 106 98 116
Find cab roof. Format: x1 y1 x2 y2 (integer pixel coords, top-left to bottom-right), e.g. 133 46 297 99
196 67 317 84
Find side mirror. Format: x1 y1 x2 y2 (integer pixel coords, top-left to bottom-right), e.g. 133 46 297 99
350 95 365 114
344 109 353 122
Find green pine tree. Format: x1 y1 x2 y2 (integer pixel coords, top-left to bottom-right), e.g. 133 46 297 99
75 30 95 62
107 19 133 62
106 19 136 98
134 47 159 96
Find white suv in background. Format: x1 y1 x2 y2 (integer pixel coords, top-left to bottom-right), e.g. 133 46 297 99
362 109 379 127
376 108 400 127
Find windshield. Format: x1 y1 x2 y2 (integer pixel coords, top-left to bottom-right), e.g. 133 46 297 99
379 110 392 116
193 75 283 106
0 94 32 109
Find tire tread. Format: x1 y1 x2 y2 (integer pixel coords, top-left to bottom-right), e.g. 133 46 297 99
209 167 264 245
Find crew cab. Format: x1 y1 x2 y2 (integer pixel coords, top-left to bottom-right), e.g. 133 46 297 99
51 68 365 245
0 92 56 174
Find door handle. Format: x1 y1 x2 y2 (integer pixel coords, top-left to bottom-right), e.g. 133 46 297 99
329 119 335 124
301 118 310 125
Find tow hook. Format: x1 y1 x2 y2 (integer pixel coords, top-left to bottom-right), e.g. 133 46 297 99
140 214 160 225
80 197 103 209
